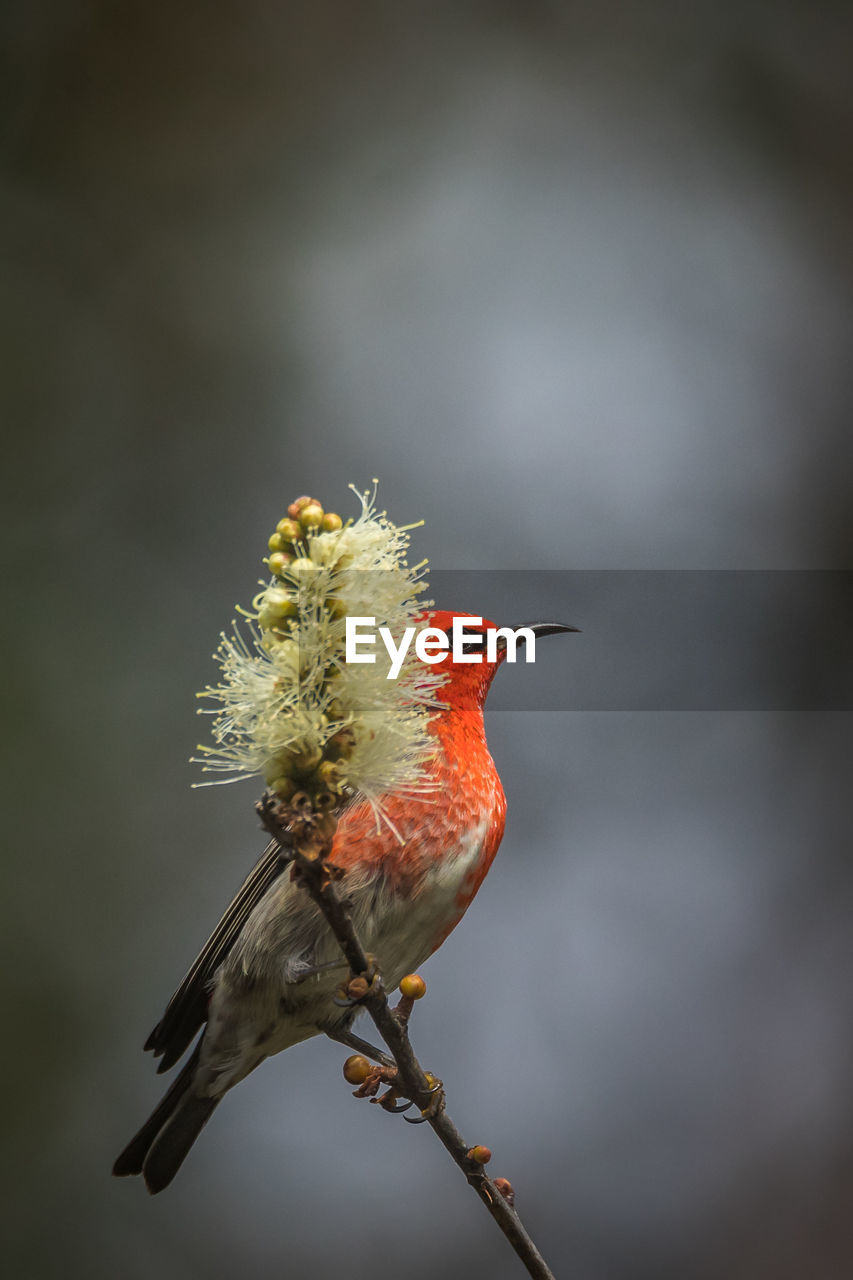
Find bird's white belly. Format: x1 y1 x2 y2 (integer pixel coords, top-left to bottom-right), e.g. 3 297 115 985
351 820 488 990
204 820 490 1093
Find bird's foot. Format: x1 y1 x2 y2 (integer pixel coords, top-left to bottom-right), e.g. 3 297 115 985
325 1028 395 1071
342 1056 444 1122
342 1058 413 1113
403 1073 445 1125
332 954 381 1008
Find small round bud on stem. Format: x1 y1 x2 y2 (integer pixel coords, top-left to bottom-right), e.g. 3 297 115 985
276 517 302 543
322 512 343 532
342 1055 372 1085
289 743 323 773
399 973 426 1001
267 776 296 800
492 1177 515 1207
287 556 316 577
267 552 291 577
317 759 342 788
263 589 296 618
299 502 325 530
268 533 285 553
286 497 313 521
394 972 426 1025
467 1145 492 1166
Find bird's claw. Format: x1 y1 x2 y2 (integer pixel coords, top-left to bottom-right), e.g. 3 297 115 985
349 1062 439 1120
403 1109 431 1125
373 1090 414 1114
351 1063 398 1101
333 955 382 1007
404 1075 444 1125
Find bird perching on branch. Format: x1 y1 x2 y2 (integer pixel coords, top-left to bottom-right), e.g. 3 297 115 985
113 487 576 1195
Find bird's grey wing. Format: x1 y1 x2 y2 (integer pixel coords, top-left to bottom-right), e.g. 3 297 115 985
144 840 286 1072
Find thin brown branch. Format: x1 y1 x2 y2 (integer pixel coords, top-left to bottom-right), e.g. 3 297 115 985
257 791 556 1280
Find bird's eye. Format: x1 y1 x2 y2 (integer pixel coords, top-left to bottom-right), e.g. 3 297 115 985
440 628 487 654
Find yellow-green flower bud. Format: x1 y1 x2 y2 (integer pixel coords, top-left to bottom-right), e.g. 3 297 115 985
268 533 285 553
317 759 343 789
267 775 296 800
268 638 300 672
262 589 296 618
266 624 295 644
276 518 302 543
287 557 316 577
267 552 291 577
322 512 343 532
289 743 323 773
299 502 324 530
324 595 347 619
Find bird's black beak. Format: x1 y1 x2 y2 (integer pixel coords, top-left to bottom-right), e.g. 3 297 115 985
522 622 580 637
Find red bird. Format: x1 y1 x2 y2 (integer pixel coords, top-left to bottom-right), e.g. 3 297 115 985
113 611 574 1192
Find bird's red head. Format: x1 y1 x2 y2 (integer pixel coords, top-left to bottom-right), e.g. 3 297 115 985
417 609 578 711
420 609 506 709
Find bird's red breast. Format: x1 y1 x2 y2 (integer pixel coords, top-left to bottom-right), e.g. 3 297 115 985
329 610 507 957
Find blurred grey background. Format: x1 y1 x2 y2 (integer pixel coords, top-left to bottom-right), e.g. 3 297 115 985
2 2 852 1277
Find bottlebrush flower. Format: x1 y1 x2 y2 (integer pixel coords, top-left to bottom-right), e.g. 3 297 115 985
193 486 446 826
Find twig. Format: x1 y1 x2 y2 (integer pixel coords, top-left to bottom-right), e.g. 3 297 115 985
258 792 556 1280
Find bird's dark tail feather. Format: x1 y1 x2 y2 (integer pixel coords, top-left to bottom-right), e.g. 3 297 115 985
112 1043 219 1193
